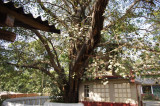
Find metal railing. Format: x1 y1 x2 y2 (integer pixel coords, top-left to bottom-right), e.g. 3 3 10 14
2 96 49 106
143 101 160 106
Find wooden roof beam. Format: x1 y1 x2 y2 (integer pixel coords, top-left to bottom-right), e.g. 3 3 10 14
0 29 16 42
0 4 59 33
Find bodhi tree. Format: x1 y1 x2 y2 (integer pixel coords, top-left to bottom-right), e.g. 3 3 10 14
0 0 160 103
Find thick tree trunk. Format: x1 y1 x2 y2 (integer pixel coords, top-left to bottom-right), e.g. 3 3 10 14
61 0 109 103
51 0 109 103
63 77 80 103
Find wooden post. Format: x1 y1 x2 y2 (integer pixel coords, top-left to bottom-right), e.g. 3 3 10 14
5 14 15 27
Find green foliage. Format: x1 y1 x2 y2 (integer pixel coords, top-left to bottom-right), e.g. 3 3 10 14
50 87 64 102
0 0 160 102
0 68 53 93
0 98 7 106
142 94 156 100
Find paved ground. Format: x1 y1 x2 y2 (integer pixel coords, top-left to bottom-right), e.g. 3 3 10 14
143 101 160 106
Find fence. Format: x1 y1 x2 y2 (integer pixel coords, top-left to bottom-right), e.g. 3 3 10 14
2 96 84 106
2 96 49 106
1 93 39 99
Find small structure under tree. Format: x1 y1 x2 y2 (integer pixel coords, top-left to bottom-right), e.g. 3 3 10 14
79 71 142 106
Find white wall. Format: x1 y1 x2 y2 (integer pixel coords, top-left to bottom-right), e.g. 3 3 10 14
79 79 139 105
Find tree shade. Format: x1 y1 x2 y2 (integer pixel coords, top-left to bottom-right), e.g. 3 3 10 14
0 0 160 103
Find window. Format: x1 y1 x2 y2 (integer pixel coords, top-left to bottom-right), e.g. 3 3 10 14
93 84 110 102
142 85 152 94
142 85 160 100
153 85 160 97
84 85 89 97
114 83 131 102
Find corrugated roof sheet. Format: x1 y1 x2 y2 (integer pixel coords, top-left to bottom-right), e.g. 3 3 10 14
0 0 60 33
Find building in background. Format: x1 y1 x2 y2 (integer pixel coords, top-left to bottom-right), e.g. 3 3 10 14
79 70 142 106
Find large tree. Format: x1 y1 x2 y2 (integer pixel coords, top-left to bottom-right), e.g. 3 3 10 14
0 0 160 103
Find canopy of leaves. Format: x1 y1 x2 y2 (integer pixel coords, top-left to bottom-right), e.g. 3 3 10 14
0 64 53 93
0 0 160 102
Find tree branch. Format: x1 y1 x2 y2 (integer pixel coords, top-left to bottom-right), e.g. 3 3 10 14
72 0 109 75
99 42 160 54
7 62 55 78
48 39 61 68
124 43 160 54
21 1 71 15
104 0 139 30
61 0 72 14
31 30 62 73
37 0 68 28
